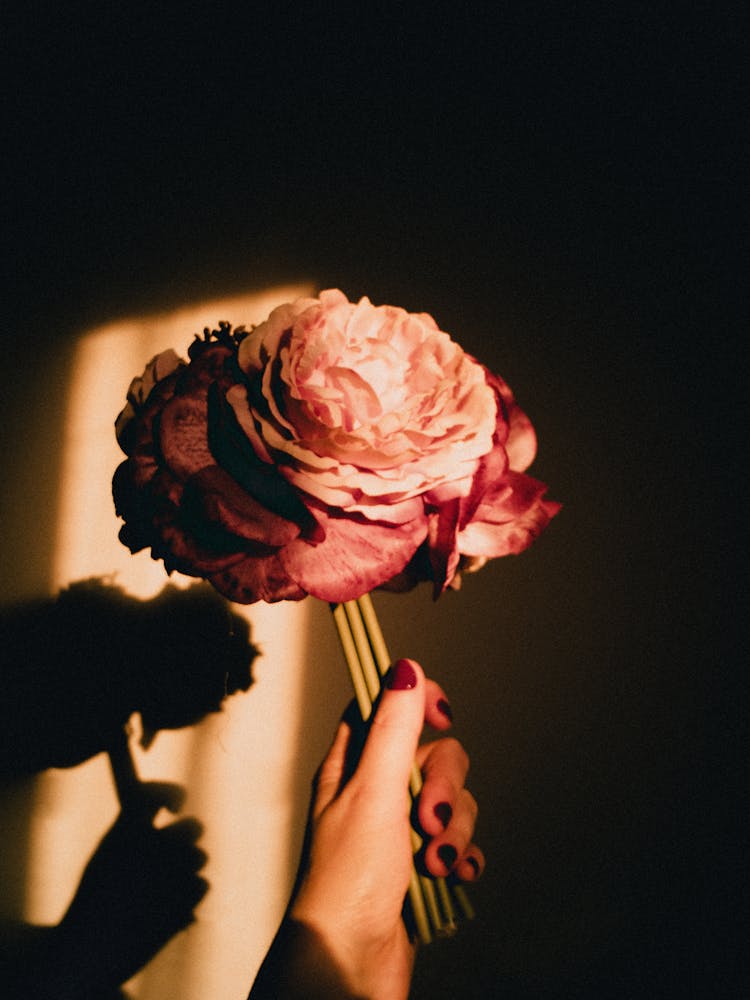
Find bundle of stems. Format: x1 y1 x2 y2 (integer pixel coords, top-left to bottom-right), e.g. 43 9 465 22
330 592 474 945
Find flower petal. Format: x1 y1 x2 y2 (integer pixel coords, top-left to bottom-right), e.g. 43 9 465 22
159 395 214 480
281 510 429 602
457 472 561 557
209 554 308 604
151 510 248 576
183 466 301 547
427 499 462 598
484 368 538 472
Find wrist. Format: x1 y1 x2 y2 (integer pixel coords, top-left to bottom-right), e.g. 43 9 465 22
287 898 412 1000
249 917 361 1000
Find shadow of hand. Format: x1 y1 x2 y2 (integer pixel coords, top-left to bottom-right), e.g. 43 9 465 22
51 781 208 995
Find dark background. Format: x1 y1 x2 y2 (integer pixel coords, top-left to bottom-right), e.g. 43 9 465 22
2 4 743 998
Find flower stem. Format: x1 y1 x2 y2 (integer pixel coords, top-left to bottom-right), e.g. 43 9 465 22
330 594 473 944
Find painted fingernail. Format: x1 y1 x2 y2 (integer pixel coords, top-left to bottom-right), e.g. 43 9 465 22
386 659 418 690
466 855 481 878
434 802 453 829
436 697 453 722
437 844 458 871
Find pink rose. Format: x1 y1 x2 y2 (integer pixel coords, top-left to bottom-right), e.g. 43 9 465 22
113 293 559 604
228 289 497 524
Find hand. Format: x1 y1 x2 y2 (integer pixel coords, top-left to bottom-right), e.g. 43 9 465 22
251 659 483 1000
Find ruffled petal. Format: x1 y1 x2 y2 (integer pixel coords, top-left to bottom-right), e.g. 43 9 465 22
457 471 561 557
281 510 429 602
183 466 301 547
159 395 214 480
150 509 248 576
484 368 538 472
426 499 462 597
209 553 308 604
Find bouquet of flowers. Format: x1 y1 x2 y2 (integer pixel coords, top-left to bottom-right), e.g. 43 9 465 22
113 288 559 940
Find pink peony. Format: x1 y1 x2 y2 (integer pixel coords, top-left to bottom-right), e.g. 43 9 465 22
113 291 559 603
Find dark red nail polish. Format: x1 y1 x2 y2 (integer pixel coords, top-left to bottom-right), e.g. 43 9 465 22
434 802 452 828
437 697 453 722
466 855 481 878
387 659 418 690
437 844 457 870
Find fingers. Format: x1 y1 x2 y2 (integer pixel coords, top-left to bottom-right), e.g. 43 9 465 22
415 737 469 837
353 659 426 808
415 736 483 882
314 660 484 884
158 815 205 852
421 786 481 879
424 678 454 732
317 672 450 812
455 843 485 882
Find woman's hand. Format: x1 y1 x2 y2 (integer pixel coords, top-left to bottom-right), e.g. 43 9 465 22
250 659 483 999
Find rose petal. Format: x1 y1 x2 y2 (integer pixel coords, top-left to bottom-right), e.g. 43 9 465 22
210 382 316 530
124 372 182 487
115 349 184 453
112 459 138 521
182 339 237 392
455 441 510 530
484 368 538 472
159 395 214 480
457 472 561 557
152 510 249 576
210 554 308 604
281 510 429 602
183 466 301 547
427 499 462 598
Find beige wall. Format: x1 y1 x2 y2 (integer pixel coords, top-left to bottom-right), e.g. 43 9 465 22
0 286 357 998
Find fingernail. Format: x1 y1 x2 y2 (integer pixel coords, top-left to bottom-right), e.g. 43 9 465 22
437 697 453 722
437 843 458 871
386 658 418 690
434 802 453 828
466 855 481 878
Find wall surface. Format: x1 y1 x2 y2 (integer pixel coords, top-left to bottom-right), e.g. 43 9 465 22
2 7 742 999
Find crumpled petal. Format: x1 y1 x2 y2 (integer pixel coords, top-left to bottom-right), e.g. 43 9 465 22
457 471 561 557
209 553 308 604
159 395 215 480
280 508 429 603
150 509 248 576
183 466 301 547
484 368 538 472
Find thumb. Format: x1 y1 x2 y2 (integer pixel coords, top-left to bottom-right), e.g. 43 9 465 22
353 659 425 807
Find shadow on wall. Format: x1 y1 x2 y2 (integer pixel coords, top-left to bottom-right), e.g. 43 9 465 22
0 579 258 998
0 284 346 1000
